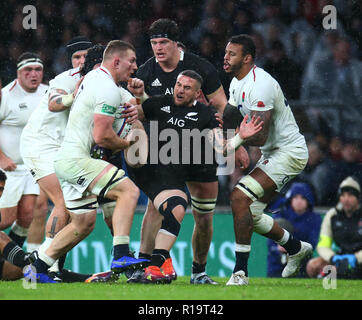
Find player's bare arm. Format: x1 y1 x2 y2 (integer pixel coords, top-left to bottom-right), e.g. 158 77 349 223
48 77 84 112
93 114 131 151
206 85 228 113
243 109 272 146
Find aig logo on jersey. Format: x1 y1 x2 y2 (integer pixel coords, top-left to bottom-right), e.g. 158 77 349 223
167 117 185 127
19 103 28 110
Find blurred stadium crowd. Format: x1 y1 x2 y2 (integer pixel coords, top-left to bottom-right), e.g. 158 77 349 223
0 0 361 206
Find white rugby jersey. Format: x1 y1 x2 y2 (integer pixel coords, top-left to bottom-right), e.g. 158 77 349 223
0 80 48 164
228 66 308 158
20 67 81 157
56 66 133 160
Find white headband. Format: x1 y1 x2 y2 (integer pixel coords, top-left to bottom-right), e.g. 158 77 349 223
17 58 43 71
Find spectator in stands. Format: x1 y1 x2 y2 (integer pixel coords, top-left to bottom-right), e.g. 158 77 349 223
263 40 302 99
301 37 362 104
306 176 362 279
267 182 321 277
298 140 338 206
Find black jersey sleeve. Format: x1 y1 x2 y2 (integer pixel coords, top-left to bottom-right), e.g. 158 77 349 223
141 95 164 120
136 58 154 95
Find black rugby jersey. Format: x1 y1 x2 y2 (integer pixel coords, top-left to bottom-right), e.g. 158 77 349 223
136 51 221 98
142 95 219 166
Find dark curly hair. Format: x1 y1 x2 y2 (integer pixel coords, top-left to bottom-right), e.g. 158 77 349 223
80 44 105 76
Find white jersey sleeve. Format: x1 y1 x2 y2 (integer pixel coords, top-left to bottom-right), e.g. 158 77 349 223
20 67 80 158
56 67 124 159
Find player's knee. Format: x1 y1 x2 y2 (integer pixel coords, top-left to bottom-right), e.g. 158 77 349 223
0 231 10 244
34 200 49 216
193 211 213 231
158 196 188 237
73 213 96 236
191 196 216 215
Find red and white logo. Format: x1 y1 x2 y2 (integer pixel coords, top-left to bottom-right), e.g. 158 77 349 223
257 101 265 108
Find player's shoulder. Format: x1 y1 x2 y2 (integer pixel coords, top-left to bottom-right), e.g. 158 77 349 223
196 101 217 115
55 66 80 80
148 94 170 104
253 66 278 87
2 79 17 95
184 52 216 71
38 83 49 92
137 57 156 76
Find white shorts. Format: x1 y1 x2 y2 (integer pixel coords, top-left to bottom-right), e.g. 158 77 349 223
254 150 308 192
22 155 55 182
0 166 40 208
54 157 126 214
21 134 60 181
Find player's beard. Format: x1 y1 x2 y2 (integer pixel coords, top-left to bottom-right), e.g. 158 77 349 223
229 60 244 76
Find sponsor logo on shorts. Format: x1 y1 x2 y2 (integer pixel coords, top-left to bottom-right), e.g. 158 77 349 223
77 176 86 186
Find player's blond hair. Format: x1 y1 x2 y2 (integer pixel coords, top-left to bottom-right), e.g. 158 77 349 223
103 40 135 61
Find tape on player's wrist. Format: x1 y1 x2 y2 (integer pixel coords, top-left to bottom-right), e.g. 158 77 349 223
61 93 74 107
230 134 244 150
135 92 149 104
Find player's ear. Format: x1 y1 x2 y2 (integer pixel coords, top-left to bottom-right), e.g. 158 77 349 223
243 54 253 64
113 56 120 68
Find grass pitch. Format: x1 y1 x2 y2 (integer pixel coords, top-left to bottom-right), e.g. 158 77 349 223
0 276 361 300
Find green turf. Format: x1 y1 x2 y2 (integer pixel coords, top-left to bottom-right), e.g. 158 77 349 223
0 276 361 300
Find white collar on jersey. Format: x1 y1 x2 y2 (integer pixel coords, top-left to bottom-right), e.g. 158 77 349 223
155 49 184 63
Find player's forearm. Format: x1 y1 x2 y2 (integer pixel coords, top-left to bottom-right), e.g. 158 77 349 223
242 110 271 146
94 131 130 151
48 89 73 112
317 246 335 262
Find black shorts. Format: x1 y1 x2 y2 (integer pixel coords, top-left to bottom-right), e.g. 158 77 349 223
127 163 186 202
184 164 218 183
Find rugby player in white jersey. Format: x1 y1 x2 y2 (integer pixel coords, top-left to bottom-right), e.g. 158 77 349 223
20 43 99 276
24 40 148 283
222 35 312 285
23 37 92 253
0 52 48 250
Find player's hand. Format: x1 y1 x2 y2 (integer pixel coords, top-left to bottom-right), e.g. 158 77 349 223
238 114 263 139
127 78 145 98
0 154 17 171
234 145 249 169
215 112 223 128
73 76 85 98
121 102 138 124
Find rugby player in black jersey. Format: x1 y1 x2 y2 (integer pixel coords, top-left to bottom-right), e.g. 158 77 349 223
126 70 262 283
130 18 249 284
